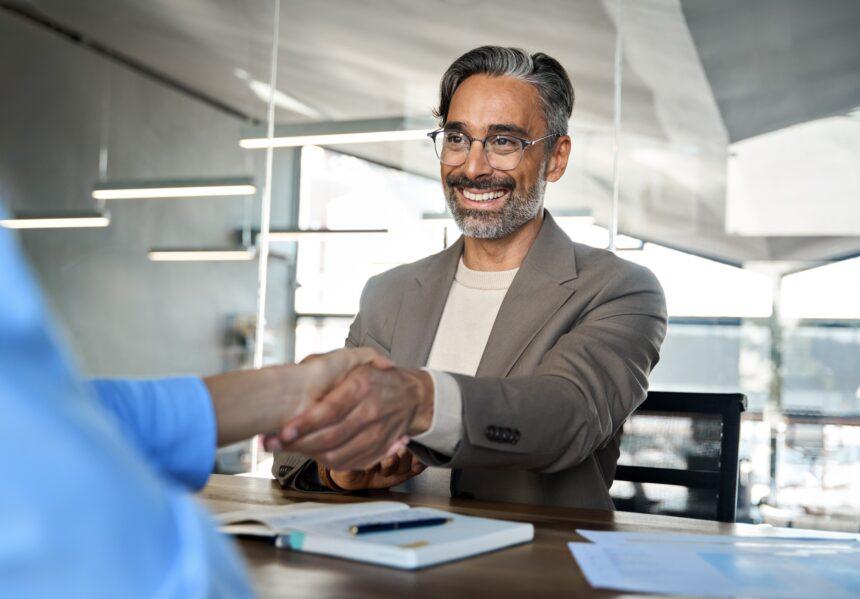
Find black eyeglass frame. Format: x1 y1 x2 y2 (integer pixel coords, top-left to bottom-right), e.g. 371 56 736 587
427 128 558 171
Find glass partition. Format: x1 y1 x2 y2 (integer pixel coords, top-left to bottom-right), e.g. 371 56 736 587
611 1 860 528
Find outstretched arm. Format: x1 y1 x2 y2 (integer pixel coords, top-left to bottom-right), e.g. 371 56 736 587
90 348 390 489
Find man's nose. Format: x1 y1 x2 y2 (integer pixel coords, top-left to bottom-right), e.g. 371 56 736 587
462 140 494 181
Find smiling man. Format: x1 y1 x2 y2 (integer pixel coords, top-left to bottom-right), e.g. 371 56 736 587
274 46 668 510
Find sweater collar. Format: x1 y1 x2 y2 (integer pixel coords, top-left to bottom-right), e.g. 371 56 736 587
455 258 518 290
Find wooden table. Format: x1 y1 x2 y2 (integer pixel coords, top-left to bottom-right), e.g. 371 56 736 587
200 474 762 598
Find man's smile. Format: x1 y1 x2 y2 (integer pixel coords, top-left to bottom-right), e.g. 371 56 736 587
455 186 511 210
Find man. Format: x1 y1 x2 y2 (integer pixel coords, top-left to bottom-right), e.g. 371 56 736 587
0 202 388 596
275 46 667 510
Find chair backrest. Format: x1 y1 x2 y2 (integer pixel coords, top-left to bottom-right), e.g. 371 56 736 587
611 391 747 523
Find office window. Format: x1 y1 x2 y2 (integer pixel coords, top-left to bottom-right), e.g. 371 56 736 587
294 147 445 318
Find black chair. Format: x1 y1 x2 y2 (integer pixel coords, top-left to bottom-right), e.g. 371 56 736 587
611 391 747 523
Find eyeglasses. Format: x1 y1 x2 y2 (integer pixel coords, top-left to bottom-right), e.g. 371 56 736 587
428 128 557 171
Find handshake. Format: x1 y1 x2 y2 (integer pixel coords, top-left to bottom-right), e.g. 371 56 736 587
254 348 434 490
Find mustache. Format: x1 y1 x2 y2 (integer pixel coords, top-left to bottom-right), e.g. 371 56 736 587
445 174 515 192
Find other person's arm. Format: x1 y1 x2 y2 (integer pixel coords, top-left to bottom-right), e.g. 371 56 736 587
90 348 389 489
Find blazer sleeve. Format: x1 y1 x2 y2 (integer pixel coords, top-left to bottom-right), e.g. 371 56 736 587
411 263 667 474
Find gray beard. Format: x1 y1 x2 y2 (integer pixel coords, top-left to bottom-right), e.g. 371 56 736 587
445 175 546 239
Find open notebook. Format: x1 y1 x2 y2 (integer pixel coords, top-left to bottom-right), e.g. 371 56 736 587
217 501 534 569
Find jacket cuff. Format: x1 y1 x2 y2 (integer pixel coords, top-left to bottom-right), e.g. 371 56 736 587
271 453 336 493
411 369 463 456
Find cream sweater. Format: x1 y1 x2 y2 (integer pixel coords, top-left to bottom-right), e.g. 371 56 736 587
412 257 518 465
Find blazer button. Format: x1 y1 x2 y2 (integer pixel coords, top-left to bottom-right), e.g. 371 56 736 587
512 430 521 445
485 425 497 440
501 430 512 442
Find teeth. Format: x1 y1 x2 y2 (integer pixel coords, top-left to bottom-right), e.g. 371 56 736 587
462 189 506 202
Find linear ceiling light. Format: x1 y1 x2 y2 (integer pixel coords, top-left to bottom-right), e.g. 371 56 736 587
147 247 257 262
240 129 431 149
93 177 256 200
263 228 389 242
0 212 110 229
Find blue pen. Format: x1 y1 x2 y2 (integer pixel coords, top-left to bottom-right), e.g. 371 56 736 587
349 517 452 535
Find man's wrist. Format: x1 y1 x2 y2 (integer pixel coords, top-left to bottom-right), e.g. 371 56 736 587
406 368 434 436
271 363 311 421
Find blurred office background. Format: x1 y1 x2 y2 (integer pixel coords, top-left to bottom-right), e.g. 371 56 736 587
1 0 858 530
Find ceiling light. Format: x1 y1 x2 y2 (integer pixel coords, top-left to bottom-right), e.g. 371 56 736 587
263 228 389 242
93 177 256 200
240 130 431 149
239 117 437 150
234 68 320 119
147 248 257 262
0 212 110 229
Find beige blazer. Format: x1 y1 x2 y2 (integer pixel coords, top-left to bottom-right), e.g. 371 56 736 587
275 211 667 509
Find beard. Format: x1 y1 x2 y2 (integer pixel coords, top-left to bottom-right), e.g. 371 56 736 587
444 168 546 239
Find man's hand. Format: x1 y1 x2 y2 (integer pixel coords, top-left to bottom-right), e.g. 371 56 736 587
279 365 434 470
327 445 427 491
289 348 395 410
209 347 392 448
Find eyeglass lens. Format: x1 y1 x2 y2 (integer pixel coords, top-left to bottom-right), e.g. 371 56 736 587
433 131 524 171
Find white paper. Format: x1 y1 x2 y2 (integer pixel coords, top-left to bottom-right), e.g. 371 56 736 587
577 529 860 549
569 530 860 598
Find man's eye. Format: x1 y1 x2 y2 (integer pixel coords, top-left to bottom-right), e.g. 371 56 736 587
492 136 516 147
444 133 465 144
490 136 518 152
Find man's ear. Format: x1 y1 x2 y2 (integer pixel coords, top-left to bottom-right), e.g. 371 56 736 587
545 135 571 183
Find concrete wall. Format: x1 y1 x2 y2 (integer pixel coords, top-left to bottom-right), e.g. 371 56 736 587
0 12 294 378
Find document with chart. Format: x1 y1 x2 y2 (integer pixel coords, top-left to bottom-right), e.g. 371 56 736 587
569 529 860 598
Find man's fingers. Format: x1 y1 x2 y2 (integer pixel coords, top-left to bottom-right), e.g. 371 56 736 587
379 454 399 477
297 348 388 402
367 354 395 370
321 431 385 470
380 454 397 471
400 447 427 474
379 445 404 476
281 390 378 454
281 374 366 442
330 469 368 490
299 352 324 364
324 348 392 380
321 418 404 470
263 433 283 452
345 346 393 370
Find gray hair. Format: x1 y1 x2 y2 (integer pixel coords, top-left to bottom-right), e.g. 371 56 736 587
434 46 574 137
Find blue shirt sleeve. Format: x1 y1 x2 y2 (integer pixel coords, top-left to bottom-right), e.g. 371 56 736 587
0 208 252 597
89 377 217 490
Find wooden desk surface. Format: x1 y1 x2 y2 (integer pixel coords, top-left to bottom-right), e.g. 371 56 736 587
200 474 763 598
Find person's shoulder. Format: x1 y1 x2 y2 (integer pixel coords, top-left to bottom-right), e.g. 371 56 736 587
363 245 455 293
571 240 663 296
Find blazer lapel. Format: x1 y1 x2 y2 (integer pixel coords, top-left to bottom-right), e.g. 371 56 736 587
475 211 579 377
390 237 463 368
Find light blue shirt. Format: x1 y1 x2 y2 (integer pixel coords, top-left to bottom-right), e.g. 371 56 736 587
0 208 252 598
